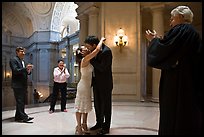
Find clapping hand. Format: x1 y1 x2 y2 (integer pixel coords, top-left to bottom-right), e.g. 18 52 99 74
26 64 33 73
63 67 66 73
145 30 158 42
26 64 33 69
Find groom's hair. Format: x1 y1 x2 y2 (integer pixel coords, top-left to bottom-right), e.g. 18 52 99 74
84 35 100 46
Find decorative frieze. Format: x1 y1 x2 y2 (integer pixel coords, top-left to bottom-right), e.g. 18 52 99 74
51 2 65 32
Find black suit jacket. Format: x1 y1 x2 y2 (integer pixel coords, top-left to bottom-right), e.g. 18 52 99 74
91 44 113 91
9 56 31 88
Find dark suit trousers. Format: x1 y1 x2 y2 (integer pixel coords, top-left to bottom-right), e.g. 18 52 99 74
13 88 28 120
50 82 67 111
93 86 112 130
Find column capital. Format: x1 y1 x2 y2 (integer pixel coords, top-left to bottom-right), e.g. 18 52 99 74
76 14 88 21
149 4 165 12
84 6 99 15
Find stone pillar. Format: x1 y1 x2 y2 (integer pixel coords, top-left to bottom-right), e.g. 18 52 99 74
6 30 12 46
150 5 164 102
67 44 72 83
86 6 99 36
76 14 88 45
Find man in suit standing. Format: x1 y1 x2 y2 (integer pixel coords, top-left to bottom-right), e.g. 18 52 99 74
84 36 113 135
9 47 34 123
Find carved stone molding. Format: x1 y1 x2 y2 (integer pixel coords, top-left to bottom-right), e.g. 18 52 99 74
31 2 52 15
84 6 99 16
51 2 66 32
76 14 88 21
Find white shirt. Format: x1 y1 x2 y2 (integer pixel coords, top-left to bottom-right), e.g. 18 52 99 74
53 67 70 83
22 60 25 68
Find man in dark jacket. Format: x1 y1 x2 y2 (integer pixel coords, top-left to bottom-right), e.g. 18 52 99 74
145 6 203 135
9 47 34 123
84 36 113 135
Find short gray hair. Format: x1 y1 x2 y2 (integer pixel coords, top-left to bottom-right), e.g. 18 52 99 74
171 6 194 23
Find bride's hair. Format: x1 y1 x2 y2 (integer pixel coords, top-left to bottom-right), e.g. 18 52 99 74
76 47 83 64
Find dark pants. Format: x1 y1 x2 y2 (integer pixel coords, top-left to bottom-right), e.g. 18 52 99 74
93 84 112 130
13 88 28 120
50 82 67 111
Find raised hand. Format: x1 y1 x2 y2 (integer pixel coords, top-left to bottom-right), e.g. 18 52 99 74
101 37 106 42
26 64 33 73
145 29 158 42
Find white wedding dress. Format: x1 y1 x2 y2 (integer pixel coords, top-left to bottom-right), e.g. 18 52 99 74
75 63 93 113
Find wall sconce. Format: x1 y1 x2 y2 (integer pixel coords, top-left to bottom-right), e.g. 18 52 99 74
6 72 11 79
114 28 128 51
38 91 43 98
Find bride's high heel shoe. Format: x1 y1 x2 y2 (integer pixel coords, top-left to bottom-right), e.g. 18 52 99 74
75 125 83 135
82 123 90 134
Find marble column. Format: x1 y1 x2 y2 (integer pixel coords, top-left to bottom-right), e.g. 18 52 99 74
86 6 99 36
76 14 88 45
150 5 164 102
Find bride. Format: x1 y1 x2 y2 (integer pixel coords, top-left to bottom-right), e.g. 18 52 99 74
74 37 106 135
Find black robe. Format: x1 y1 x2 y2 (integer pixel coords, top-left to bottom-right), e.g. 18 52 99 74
147 24 203 135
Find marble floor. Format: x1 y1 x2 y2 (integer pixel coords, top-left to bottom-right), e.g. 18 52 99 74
2 101 160 135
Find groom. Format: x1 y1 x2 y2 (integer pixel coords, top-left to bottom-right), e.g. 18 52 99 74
84 35 113 135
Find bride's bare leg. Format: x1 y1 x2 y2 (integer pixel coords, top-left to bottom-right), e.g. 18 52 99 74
82 113 90 134
75 112 83 135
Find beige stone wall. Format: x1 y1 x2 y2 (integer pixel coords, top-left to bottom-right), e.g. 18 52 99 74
2 82 33 108
2 82 16 108
103 2 142 101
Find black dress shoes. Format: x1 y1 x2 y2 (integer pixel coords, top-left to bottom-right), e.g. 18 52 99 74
15 117 34 123
90 124 102 131
97 128 110 135
26 117 34 121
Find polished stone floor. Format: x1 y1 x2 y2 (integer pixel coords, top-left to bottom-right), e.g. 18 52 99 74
2 101 159 135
